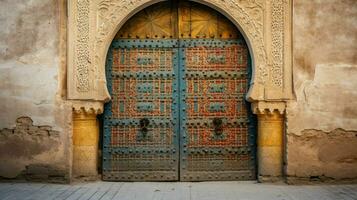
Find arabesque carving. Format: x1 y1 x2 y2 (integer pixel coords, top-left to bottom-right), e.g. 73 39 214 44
271 0 284 87
67 0 293 113
75 0 90 92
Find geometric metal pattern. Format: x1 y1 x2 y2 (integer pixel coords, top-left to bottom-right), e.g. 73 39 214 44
103 0 255 182
103 40 180 181
116 1 240 40
178 1 240 39
103 39 256 181
179 39 256 181
115 2 175 39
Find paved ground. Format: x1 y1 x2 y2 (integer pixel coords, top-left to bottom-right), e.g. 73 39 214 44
0 181 356 200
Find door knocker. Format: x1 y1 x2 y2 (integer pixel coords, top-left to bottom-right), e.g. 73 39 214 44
212 118 223 135
139 118 150 135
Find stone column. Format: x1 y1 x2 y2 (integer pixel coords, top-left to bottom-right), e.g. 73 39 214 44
72 109 99 179
257 110 284 182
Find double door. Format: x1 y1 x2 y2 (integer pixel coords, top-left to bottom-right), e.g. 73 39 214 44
103 39 256 181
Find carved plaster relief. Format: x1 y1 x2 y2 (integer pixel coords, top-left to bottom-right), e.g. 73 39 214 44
75 0 90 92
67 0 293 114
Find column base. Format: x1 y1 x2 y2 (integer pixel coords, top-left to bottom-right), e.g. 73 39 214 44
258 175 285 183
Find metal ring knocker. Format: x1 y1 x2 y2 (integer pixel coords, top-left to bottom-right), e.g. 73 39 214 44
139 118 150 135
212 118 223 135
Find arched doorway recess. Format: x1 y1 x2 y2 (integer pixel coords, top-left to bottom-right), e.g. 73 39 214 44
103 1 256 181
68 0 293 182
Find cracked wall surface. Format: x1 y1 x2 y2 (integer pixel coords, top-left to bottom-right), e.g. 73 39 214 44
0 0 356 183
0 0 71 183
0 117 68 182
286 0 357 183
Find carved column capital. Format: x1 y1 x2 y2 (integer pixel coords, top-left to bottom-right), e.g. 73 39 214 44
251 101 286 115
256 108 284 181
72 100 104 115
72 106 99 179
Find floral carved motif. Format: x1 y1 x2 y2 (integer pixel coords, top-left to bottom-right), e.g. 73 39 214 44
96 0 140 46
67 0 293 112
216 0 268 84
94 0 268 84
75 0 90 92
271 0 284 87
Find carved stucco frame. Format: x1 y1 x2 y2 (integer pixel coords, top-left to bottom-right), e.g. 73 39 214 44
67 0 293 114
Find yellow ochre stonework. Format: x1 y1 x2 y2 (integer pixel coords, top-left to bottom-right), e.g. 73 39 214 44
72 111 99 178
257 111 284 180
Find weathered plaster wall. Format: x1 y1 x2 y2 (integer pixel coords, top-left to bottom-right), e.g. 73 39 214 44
0 0 71 182
0 0 356 184
286 0 357 183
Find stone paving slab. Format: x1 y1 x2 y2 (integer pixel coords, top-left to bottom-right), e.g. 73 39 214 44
0 181 356 200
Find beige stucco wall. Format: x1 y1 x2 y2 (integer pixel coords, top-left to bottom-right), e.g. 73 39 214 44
286 0 357 182
0 0 72 182
0 0 356 183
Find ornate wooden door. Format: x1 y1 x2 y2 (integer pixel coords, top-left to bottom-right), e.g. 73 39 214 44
179 39 256 181
103 1 256 181
103 40 180 181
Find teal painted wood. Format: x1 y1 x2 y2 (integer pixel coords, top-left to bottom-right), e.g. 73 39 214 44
103 47 113 174
104 38 256 181
178 39 256 181
103 39 180 181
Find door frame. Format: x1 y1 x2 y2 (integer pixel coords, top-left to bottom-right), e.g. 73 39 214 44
67 0 293 182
